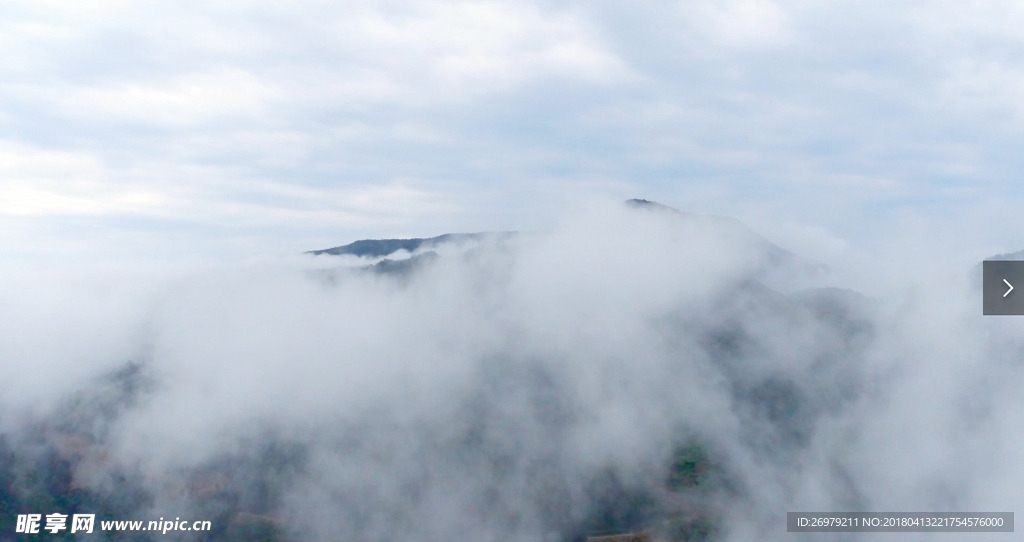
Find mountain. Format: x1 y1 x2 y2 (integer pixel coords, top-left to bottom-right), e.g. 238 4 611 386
985 249 1024 261
309 199 793 265
622 198 805 273
308 199 826 290
307 232 516 257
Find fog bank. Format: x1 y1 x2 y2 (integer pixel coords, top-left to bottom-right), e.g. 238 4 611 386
1 201 1021 541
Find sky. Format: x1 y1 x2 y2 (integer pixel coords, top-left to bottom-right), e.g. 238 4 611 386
3 0 1024 265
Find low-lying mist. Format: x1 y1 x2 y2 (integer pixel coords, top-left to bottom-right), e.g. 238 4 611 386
1 200 1021 541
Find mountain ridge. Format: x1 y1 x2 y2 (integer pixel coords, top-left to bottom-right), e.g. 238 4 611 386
308 199 793 264
308 232 518 258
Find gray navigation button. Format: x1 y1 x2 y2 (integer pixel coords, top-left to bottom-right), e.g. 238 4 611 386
983 261 1024 315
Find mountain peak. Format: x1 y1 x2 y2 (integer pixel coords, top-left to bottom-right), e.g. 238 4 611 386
624 198 683 214
308 232 516 258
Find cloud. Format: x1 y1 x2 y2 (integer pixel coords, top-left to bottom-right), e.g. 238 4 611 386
2 201 1022 541
57 69 276 128
1 2 1023 539
1 0 1023 263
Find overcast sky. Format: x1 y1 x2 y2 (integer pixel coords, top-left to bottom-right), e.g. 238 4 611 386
3 0 1024 264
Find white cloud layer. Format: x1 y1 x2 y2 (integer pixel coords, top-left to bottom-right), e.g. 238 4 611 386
0 0 1022 260
0 205 1022 541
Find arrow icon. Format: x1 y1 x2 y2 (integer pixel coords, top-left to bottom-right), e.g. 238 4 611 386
1004 279 1014 298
